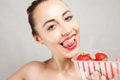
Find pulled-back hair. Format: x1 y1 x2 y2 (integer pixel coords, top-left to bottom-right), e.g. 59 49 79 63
27 0 47 35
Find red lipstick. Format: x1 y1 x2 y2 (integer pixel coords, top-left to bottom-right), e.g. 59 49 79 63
60 34 77 50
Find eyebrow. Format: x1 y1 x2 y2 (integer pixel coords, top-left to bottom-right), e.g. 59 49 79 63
43 19 55 27
43 10 71 27
63 10 71 16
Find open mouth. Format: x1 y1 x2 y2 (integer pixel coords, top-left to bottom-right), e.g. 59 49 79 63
60 34 77 50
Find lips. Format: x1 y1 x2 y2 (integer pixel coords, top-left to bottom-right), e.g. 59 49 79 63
60 34 77 50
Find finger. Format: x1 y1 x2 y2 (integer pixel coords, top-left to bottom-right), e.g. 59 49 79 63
110 79 115 80
116 55 120 62
86 75 92 80
92 71 100 80
86 73 94 80
101 75 107 80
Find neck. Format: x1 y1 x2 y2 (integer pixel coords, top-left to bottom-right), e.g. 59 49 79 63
49 57 74 72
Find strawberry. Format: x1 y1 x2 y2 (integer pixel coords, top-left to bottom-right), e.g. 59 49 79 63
95 52 108 61
77 53 91 61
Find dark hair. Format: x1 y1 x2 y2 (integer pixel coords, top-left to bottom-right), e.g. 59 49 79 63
27 0 47 35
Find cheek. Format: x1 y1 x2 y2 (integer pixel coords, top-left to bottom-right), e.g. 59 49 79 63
43 30 61 44
70 18 80 29
70 22 80 32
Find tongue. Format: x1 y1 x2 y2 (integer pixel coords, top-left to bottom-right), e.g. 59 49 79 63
62 39 74 48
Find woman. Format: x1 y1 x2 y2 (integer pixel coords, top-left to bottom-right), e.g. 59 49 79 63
8 0 119 80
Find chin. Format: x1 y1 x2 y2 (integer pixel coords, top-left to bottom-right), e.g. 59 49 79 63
65 47 80 59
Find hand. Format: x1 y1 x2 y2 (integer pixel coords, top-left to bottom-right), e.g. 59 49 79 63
87 71 115 80
116 55 120 62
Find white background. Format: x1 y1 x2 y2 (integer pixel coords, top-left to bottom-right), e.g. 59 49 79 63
0 0 120 80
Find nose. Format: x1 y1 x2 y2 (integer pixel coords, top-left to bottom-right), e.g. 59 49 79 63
61 25 72 37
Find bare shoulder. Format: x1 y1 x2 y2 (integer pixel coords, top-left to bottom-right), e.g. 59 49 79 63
7 61 46 80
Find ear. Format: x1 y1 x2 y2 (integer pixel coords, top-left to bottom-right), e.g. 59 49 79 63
32 34 44 45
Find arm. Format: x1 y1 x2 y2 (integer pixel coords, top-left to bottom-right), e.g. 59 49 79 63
7 71 24 80
7 61 45 80
7 66 26 80
7 62 32 80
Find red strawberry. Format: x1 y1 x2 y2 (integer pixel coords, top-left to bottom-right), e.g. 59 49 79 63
77 53 91 61
95 52 108 61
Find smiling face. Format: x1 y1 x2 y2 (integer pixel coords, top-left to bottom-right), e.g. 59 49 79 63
32 0 80 59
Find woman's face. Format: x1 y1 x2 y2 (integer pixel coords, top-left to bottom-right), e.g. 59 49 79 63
33 0 80 59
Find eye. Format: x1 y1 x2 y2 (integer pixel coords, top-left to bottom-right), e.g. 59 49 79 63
47 25 55 31
65 16 73 21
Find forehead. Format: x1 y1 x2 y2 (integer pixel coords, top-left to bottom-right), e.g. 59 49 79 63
33 0 69 26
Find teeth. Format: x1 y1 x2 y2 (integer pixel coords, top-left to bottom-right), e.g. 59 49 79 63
69 36 75 42
60 36 76 48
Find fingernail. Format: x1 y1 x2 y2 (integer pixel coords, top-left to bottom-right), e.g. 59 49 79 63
101 75 106 80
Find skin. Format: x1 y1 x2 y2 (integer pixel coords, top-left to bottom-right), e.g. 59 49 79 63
8 0 81 80
8 0 120 80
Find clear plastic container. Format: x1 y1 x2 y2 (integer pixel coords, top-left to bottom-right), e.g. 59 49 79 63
72 57 120 80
